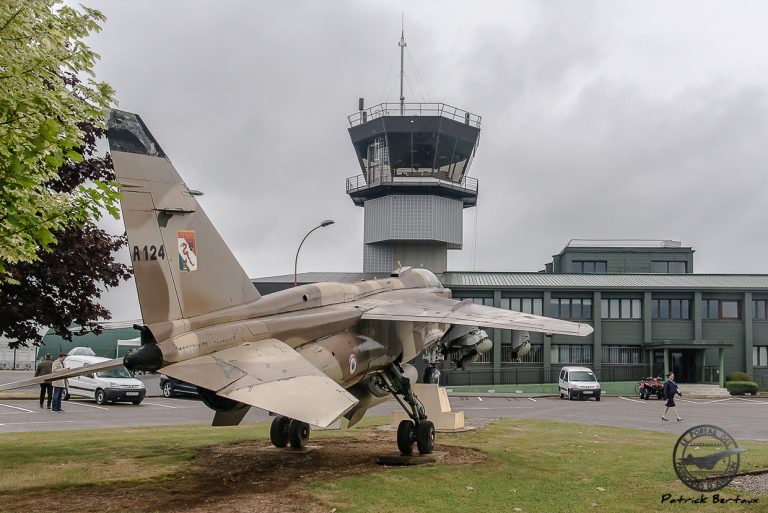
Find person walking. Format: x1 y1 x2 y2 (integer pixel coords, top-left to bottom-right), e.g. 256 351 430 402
50 353 69 413
662 371 683 422
34 353 54 409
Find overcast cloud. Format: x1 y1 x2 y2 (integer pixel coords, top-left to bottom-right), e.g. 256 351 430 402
81 0 768 321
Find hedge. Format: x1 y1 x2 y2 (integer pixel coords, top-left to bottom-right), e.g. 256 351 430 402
725 381 759 395
726 371 752 382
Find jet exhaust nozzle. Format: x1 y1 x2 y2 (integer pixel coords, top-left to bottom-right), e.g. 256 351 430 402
123 342 163 372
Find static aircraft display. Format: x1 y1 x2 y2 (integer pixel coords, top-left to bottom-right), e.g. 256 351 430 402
1 111 592 455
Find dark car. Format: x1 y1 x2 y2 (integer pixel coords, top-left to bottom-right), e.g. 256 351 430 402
159 374 198 398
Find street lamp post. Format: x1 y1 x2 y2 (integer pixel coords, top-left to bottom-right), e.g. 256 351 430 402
294 220 334 287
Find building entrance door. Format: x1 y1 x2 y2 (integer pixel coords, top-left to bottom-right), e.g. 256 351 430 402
670 349 698 383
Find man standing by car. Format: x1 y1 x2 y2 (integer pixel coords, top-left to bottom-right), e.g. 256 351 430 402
34 353 54 409
50 353 69 413
662 371 683 422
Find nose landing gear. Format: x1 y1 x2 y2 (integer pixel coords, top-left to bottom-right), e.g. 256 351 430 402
382 363 435 455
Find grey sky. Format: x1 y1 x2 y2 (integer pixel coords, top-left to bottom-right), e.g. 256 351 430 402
83 0 768 321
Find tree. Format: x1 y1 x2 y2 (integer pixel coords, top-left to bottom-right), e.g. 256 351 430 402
0 120 132 348
0 0 117 278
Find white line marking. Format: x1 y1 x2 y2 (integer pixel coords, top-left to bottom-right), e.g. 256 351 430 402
462 406 536 410
66 402 110 410
141 402 177 409
0 420 77 427
734 398 768 404
618 396 646 404
0 403 34 412
679 398 732 404
528 397 537 402
477 397 483 401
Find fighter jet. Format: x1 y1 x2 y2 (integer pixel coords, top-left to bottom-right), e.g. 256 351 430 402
682 448 747 470
1 110 592 455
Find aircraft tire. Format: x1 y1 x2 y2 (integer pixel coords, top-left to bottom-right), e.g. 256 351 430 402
270 415 291 448
416 420 435 455
423 366 440 384
288 419 310 449
397 419 415 455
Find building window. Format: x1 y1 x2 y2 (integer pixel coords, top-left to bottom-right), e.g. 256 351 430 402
550 298 592 320
702 299 741 320
651 299 690 320
601 346 641 364
455 296 494 307
754 347 768 367
503 344 543 363
501 297 543 316
571 261 607 273
753 300 767 321
651 261 687 273
551 345 593 364
601 299 641 319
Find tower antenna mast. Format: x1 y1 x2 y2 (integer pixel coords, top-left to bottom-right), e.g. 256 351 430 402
398 16 406 115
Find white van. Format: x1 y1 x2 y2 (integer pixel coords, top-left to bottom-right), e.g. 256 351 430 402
64 352 146 405
558 366 601 401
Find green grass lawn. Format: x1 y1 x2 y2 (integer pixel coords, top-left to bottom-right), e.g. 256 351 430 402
0 419 764 513
314 419 768 513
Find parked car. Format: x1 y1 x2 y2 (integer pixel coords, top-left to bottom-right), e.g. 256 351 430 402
159 374 198 398
64 354 146 405
558 366 601 401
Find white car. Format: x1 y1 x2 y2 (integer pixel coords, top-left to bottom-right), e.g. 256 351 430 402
64 353 146 405
558 366 601 401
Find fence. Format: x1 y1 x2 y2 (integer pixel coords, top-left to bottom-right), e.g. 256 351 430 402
440 364 648 386
441 366 545 386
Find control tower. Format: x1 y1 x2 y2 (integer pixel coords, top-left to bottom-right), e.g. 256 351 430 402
346 33 482 274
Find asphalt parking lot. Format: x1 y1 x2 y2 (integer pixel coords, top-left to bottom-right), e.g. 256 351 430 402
2 371 767 440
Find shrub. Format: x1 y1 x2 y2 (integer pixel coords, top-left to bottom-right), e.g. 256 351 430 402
725 381 759 395
726 371 751 382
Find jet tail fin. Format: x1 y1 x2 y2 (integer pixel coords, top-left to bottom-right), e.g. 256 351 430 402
106 110 260 324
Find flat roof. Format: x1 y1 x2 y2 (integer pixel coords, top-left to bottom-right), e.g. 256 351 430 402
253 272 768 291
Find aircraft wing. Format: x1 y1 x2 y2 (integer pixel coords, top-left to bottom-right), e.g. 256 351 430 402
160 338 358 428
0 358 125 392
353 290 593 337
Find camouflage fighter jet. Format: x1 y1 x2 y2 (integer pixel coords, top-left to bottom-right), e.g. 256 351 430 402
1 111 593 455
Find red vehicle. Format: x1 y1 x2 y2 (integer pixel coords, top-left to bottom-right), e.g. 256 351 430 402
638 376 665 400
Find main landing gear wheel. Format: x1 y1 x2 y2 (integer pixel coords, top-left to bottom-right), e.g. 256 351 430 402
416 420 435 454
289 419 310 449
397 419 415 455
270 415 291 448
